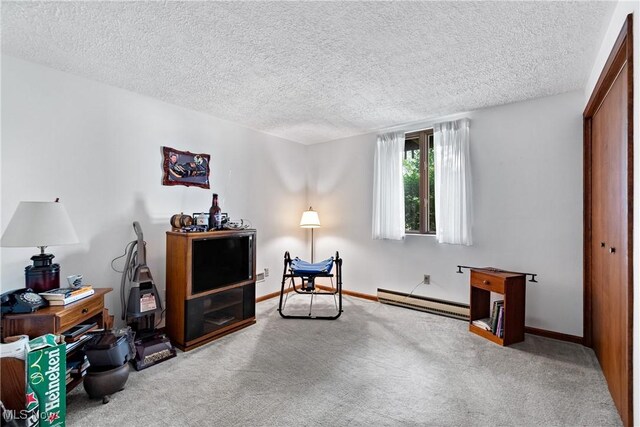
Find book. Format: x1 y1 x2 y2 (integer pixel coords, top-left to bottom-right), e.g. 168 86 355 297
66 360 81 373
471 318 492 331
489 301 497 333
204 315 234 326
71 359 90 375
491 300 504 334
62 322 98 342
496 306 504 338
65 334 92 353
47 289 95 306
40 286 93 300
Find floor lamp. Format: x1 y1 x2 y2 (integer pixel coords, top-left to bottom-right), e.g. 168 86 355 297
300 207 321 262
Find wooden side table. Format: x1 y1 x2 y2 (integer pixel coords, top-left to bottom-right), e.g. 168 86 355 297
468 269 525 346
1 288 113 394
1 288 113 339
0 355 25 412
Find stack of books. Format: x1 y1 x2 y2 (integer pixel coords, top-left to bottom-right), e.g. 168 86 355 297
66 355 90 385
39 285 94 306
65 334 93 353
61 322 98 343
63 323 97 354
492 300 504 338
471 300 505 338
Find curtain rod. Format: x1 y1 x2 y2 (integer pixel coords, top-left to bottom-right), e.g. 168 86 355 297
377 114 472 135
404 127 433 134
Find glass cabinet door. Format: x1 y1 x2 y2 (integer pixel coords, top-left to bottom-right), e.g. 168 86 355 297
184 284 255 342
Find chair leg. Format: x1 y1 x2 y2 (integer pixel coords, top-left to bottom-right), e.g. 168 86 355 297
309 291 314 316
278 272 288 317
331 277 338 310
282 277 295 311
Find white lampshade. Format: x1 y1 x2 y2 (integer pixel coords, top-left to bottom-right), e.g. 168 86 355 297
1 201 79 249
300 207 321 228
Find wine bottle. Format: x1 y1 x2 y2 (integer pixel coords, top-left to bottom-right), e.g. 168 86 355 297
208 193 222 230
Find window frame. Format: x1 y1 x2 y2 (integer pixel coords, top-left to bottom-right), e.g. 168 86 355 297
404 129 435 235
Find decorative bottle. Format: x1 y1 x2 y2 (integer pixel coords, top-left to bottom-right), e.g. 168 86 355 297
208 193 222 230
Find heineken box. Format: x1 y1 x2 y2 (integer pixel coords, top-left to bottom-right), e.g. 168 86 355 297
26 334 66 427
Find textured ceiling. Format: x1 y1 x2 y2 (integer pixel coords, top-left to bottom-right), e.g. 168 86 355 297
2 1 614 144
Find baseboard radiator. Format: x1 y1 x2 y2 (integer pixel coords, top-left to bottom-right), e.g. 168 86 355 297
377 288 470 321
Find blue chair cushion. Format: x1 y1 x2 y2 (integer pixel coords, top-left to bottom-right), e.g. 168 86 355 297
290 257 334 275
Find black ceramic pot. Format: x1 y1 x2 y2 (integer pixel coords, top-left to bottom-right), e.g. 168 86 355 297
83 363 130 403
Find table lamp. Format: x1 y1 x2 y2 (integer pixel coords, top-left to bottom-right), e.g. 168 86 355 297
1 199 79 292
299 206 321 262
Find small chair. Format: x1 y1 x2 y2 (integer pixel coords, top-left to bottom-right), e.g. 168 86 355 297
278 251 343 319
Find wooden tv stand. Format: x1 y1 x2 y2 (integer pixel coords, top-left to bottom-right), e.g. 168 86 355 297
165 230 256 351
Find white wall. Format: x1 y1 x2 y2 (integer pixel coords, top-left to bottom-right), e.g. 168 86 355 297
307 90 584 336
0 55 308 320
584 1 639 422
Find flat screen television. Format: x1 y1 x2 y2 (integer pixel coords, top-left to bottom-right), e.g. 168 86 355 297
191 235 253 294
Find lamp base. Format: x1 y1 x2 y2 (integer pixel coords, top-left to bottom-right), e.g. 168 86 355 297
25 253 60 293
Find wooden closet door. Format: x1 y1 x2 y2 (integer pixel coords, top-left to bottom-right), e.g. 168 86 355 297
591 64 629 425
606 63 629 425
589 102 608 358
584 15 632 427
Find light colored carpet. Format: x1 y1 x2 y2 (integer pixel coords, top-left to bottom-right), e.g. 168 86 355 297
67 295 622 426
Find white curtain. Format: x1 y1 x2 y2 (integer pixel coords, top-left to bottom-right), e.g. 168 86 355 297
372 131 405 240
434 118 473 245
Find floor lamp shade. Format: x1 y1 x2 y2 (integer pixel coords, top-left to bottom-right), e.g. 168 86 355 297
300 207 320 262
299 208 321 228
1 200 79 292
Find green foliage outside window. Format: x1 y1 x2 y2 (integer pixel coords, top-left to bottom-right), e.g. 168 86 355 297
403 152 420 231
403 136 436 233
427 144 436 232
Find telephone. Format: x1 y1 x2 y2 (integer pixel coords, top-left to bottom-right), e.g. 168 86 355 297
1 288 48 314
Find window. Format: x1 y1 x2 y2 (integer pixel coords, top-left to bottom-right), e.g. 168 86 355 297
403 129 435 234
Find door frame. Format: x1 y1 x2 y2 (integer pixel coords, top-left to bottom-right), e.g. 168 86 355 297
583 13 633 426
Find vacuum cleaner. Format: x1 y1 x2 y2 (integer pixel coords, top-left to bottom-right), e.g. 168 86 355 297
119 221 176 370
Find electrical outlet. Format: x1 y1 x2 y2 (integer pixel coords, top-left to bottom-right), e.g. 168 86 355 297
264 268 270 278
423 274 430 285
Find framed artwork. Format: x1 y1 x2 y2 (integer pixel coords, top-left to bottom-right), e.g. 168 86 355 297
161 146 210 188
